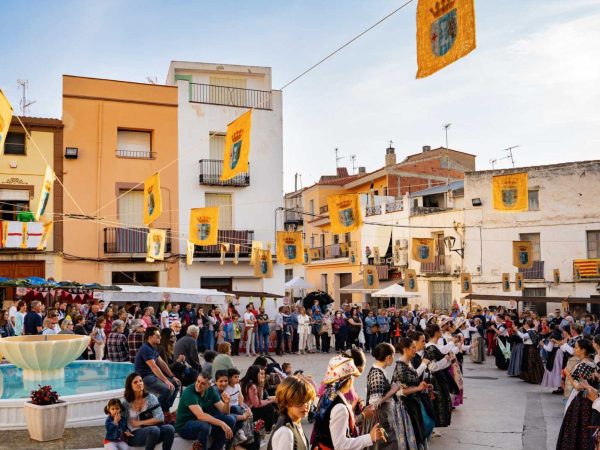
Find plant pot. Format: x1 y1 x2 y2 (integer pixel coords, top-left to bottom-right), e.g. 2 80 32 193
23 400 69 441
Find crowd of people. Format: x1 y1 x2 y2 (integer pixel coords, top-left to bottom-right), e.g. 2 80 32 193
4 295 600 450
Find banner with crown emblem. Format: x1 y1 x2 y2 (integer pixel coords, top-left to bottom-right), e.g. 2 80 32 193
220 243 230 265
512 241 533 269
328 193 362 234
405 269 418 292
143 172 162 225
186 240 194 266
189 207 219 246
303 247 311 264
460 272 472 294
276 231 304 264
515 272 524 291
411 238 435 263
146 228 166 262
349 247 358 265
502 273 511 292
416 0 476 78
37 221 53 250
0 90 13 152
35 165 55 221
493 173 528 212
362 265 379 289
221 109 252 181
254 248 273 278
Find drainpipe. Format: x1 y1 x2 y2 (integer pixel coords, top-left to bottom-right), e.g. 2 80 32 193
96 102 103 277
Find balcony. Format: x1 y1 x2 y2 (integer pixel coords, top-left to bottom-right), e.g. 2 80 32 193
104 227 171 254
199 159 250 187
420 255 448 274
574 259 600 280
309 242 355 261
519 260 545 280
284 209 303 226
319 205 329 214
189 83 272 110
411 206 448 216
194 230 254 258
365 205 382 217
116 149 155 159
385 199 403 213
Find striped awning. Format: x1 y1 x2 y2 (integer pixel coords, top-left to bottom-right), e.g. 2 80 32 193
574 259 600 279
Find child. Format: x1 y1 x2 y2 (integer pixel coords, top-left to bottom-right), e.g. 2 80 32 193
103 398 131 450
232 314 242 356
216 323 226 345
226 368 255 446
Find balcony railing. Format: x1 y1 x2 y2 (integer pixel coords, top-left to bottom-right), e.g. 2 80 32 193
366 205 382 217
189 83 272 110
199 159 250 187
519 260 545 280
104 227 171 254
309 242 355 261
284 210 304 225
194 230 254 258
420 255 447 274
319 205 329 214
116 149 155 159
411 206 447 216
385 199 403 213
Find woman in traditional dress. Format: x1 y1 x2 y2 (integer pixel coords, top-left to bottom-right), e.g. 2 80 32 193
394 337 434 450
541 328 564 389
556 338 598 450
365 343 418 450
513 320 544 384
423 324 454 429
507 320 524 377
470 318 485 364
491 315 510 370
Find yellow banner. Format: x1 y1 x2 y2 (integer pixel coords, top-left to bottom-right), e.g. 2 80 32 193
254 249 273 278
186 240 194 266
411 238 435 263
220 243 230 265
362 265 379 289
189 207 219 246
515 273 524 291
146 228 166 261
143 172 162 225
328 193 362 234
493 173 528 211
416 0 477 78
35 165 55 221
502 273 511 292
37 221 53 250
233 244 240 264
512 241 533 269
405 269 418 292
460 272 472 293
0 90 13 152
221 109 252 181
276 231 304 265
553 269 560 285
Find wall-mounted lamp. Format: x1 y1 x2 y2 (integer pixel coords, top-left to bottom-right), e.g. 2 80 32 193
471 198 482 207
65 147 79 159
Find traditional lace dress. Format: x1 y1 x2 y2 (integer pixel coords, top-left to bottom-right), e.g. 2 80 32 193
423 344 452 428
393 360 429 449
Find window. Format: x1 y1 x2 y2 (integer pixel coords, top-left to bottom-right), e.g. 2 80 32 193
310 235 315 249
112 271 158 286
528 190 539 211
321 274 328 292
4 132 26 155
320 234 325 249
333 234 340 244
209 133 226 160
430 281 452 310
117 130 152 158
118 189 144 227
205 193 232 229
285 269 293 283
344 232 351 243
587 231 600 259
519 232 541 260
208 76 247 106
309 199 315 215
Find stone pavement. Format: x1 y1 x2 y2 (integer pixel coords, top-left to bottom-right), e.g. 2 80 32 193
0 351 565 449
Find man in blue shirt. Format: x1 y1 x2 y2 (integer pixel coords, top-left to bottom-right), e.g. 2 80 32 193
135 326 181 422
257 307 270 356
23 300 43 335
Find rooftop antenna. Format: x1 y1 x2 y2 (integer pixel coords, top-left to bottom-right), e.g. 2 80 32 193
146 76 158 84
335 147 344 168
503 145 519 168
350 154 357 174
490 158 498 169
443 123 451 148
17 79 36 116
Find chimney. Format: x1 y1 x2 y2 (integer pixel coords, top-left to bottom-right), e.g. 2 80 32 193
385 143 396 166
422 145 431 152
336 167 349 178
358 166 366 174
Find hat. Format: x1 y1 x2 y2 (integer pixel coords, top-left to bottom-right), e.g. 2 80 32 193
323 355 360 385
439 316 453 327
455 317 467 329
131 319 144 330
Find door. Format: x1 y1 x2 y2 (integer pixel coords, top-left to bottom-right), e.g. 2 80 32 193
522 287 546 316
339 273 353 305
430 281 451 310
0 261 45 306
118 190 145 227
205 193 232 230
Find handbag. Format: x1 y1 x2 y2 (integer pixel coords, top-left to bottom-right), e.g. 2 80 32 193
139 403 160 421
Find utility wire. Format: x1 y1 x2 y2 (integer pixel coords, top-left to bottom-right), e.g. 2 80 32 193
279 0 416 90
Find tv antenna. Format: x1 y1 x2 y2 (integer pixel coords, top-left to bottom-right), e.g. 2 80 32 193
490 158 498 169
490 145 520 169
146 76 158 84
350 154 357 174
17 79 36 116
443 123 451 148
335 147 344 168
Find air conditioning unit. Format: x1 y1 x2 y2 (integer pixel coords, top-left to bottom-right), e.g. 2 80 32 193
453 265 461 275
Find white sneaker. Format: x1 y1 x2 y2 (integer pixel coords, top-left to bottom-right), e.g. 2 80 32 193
236 429 247 442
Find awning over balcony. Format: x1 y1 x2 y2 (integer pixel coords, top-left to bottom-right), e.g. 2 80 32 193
362 223 392 260
338 279 397 293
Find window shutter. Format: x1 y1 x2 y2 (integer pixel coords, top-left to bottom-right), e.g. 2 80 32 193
118 190 145 227
205 193 232 229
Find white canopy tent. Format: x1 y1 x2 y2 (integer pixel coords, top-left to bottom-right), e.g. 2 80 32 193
102 285 235 305
371 283 420 298
284 277 315 290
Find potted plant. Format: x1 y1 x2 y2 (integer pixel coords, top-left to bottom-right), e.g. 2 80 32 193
23 385 69 441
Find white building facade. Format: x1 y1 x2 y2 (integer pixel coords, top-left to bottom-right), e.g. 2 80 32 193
464 161 600 316
167 61 284 307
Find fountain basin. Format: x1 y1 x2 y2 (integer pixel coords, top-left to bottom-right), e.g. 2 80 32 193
0 335 90 380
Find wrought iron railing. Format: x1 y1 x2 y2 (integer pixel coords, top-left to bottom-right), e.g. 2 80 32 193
309 242 355 261
116 149 155 159
366 205 382 216
189 83 272 110
319 205 329 214
411 206 447 216
198 159 250 187
420 255 447 274
519 260 545 280
385 199 403 213
284 210 303 224
194 230 254 257
104 227 171 254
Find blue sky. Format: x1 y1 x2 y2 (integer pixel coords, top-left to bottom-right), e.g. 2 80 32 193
1 0 599 191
